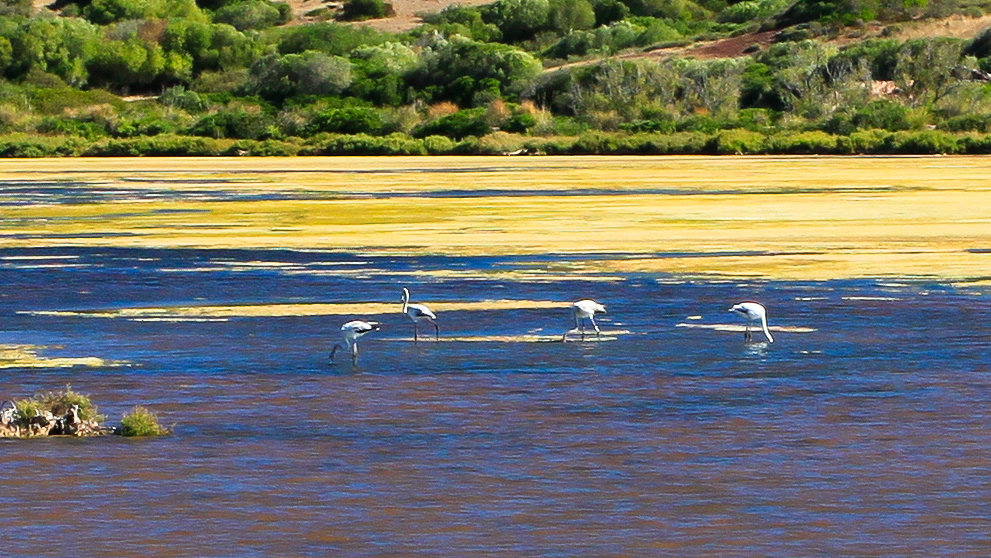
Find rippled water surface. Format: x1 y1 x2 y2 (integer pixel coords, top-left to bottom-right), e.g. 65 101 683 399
2 156 991 556
1 246 989 556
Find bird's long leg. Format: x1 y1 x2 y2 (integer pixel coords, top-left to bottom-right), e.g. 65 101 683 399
563 312 580 342
744 320 752 342
413 322 419 343
580 318 586 341
590 315 600 338
427 318 439 341
351 342 358 364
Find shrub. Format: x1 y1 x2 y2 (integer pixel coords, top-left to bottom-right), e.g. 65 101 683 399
413 108 490 139
37 116 108 140
309 107 384 135
958 133 991 154
478 131 528 153
310 132 426 155
160 85 208 112
422 134 456 153
884 130 959 154
767 130 840 154
0 133 87 157
839 129 890 154
120 406 169 437
852 99 911 131
188 109 277 140
718 0 790 23
710 129 766 154
224 138 301 155
214 0 285 30
939 113 991 133
338 0 395 21
82 134 228 155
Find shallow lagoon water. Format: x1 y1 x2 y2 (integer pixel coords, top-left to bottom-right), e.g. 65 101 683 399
1 247 989 555
1 157 990 555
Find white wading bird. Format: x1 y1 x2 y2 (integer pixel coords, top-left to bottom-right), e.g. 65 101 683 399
562 299 606 342
401 287 438 342
330 320 381 364
729 301 774 343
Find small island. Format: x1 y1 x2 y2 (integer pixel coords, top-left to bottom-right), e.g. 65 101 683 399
0 387 169 439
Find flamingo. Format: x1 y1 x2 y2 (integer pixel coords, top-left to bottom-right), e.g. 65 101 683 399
401 287 438 342
562 299 606 342
729 301 774 343
330 320 381 364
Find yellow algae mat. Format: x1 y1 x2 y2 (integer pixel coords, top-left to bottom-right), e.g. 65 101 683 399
25 300 567 320
0 345 120 368
2 155 990 281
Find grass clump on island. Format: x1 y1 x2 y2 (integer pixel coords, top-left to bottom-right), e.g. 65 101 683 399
119 406 170 437
13 385 104 425
1 386 169 438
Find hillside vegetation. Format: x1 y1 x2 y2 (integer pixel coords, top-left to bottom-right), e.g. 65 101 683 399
5 0 991 155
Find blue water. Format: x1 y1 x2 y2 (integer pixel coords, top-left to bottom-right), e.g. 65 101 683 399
1 247 989 556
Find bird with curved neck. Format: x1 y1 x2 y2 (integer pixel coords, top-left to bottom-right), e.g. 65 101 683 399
330 320 381 364
729 301 774 343
401 287 438 342
562 299 606 342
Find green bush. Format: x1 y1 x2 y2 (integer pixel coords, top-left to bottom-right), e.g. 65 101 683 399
0 133 86 157
718 0 790 23
27 88 123 115
224 138 301 155
413 108 490 139
852 99 912 131
37 116 109 140
422 134 456 153
338 0 395 21
214 0 286 30
628 131 709 154
839 128 890 154
82 134 228 155
119 405 169 437
884 130 960 154
767 130 840 154
309 107 384 135
958 133 991 154
310 132 426 155
160 86 208 112
188 109 277 139
939 113 991 133
710 129 766 154
620 117 677 134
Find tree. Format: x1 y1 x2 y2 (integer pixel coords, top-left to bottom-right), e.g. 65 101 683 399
677 58 746 119
407 35 542 105
895 38 965 106
481 0 550 43
247 51 353 100
548 0 595 34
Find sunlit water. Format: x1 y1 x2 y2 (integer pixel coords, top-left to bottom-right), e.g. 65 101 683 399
1 246 989 556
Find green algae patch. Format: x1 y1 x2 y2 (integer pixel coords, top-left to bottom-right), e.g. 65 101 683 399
3 156 991 281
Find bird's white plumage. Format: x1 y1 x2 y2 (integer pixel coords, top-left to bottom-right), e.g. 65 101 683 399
562 299 607 342
401 287 438 341
729 301 773 343
330 320 381 363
